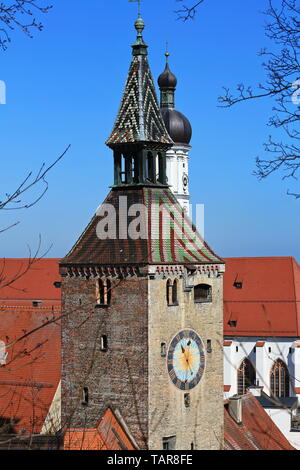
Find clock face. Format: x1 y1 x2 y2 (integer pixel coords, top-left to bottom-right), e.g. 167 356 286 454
182 174 188 189
167 329 205 391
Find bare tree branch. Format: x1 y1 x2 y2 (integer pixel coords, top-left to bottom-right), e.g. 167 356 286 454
0 0 52 50
218 0 300 197
175 0 206 21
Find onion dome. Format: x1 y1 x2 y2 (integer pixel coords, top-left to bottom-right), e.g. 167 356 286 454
158 52 192 145
158 54 177 89
160 108 192 145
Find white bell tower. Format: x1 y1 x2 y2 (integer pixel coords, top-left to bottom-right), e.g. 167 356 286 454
158 53 192 215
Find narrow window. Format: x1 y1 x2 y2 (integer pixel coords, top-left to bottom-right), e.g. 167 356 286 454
96 279 111 306
157 152 164 183
207 340 212 353
146 152 155 182
172 279 178 305
191 442 194 450
228 320 237 328
184 393 190 408
32 300 42 308
120 155 126 183
194 284 212 303
270 360 289 397
100 335 108 351
161 343 166 358
236 346 239 352
237 358 256 395
82 387 89 406
268 347 272 353
166 279 172 306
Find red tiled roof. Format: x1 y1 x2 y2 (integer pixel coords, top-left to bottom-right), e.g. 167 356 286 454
224 393 295 450
64 408 135 450
0 258 61 305
223 340 232 347
224 257 300 337
224 385 231 392
0 258 61 434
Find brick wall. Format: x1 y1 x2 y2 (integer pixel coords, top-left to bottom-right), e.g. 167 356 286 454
61 275 149 449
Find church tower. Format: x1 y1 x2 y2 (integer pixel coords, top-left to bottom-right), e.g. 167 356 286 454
60 14 224 450
158 53 192 215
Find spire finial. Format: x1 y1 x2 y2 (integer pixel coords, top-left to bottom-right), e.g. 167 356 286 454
165 41 170 64
129 0 142 19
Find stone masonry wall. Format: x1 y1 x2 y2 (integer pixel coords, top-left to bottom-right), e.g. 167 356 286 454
148 273 224 450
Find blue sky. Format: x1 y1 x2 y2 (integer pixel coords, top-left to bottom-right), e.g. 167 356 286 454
1 0 299 261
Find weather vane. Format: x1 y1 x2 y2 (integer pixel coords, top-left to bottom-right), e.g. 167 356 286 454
128 0 142 18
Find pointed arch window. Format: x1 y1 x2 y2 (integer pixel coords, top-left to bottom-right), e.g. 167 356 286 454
96 279 111 306
237 358 256 395
270 360 290 397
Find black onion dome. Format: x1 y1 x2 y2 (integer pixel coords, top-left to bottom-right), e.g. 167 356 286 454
160 108 192 145
158 63 177 89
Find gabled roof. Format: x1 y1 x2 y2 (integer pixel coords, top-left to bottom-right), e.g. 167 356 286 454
64 408 136 450
224 393 295 450
106 27 172 146
0 258 61 434
0 258 61 305
60 187 224 267
224 257 300 337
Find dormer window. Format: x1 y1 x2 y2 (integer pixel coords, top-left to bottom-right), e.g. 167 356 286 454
194 284 212 303
32 300 42 308
96 279 111 307
234 281 243 289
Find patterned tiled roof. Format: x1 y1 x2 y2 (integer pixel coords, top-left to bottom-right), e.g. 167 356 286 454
106 53 173 146
60 187 223 267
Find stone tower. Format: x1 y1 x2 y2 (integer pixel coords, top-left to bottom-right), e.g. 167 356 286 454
158 53 192 215
60 14 225 450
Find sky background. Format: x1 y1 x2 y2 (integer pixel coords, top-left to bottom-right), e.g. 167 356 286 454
1 0 299 261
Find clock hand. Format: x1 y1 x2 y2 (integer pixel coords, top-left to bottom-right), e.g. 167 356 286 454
181 345 185 354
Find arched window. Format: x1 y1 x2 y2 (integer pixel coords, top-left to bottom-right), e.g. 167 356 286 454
96 279 111 306
237 358 256 395
166 279 172 306
270 360 290 397
194 284 212 303
166 279 179 306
